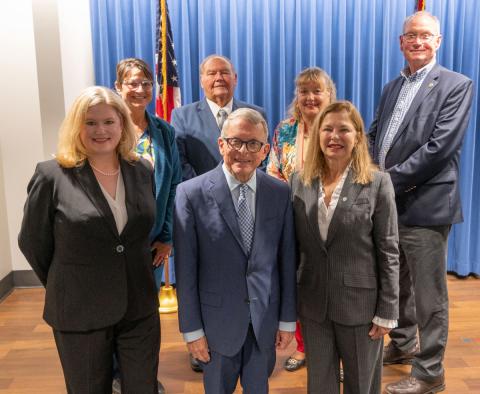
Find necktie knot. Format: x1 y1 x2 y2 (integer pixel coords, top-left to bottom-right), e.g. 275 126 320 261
217 109 228 130
239 183 248 198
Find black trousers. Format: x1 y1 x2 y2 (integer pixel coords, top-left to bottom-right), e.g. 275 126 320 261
53 312 160 394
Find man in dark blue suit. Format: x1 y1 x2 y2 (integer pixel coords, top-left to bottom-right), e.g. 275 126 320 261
171 55 267 181
174 108 296 393
368 11 473 394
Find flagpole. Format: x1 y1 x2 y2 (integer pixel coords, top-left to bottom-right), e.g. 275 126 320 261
160 0 168 117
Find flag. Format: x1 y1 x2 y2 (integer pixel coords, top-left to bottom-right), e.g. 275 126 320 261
155 0 181 122
417 0 426 11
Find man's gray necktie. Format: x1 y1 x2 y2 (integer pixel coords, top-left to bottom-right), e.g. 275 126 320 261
217 109 228 131
237 184 254 254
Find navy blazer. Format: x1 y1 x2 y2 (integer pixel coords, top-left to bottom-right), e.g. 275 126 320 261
18 159 158 331
368 64 473 226
173 165 296 356
171 98 267 181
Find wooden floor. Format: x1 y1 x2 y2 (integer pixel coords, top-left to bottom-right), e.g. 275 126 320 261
0 275 479 393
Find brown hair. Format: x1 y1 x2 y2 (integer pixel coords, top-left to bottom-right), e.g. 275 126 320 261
56 86 138 168
301 101 376 185
288 67 337 121
115 58 154 85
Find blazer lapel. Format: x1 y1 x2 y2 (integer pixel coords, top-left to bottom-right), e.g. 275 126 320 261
376 77 404 154
118 159 139 236
232 99 241 111
390 65 440 149
208 166 247 255
326 170 362 247
303 178 325 249
198 99 223 160
74 161 119 238
250 171 277 258
198 98 221 133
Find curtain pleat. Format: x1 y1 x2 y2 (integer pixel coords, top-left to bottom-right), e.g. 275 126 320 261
90 0 480 275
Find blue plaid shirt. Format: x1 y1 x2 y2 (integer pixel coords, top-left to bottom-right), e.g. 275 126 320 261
379 61 436 170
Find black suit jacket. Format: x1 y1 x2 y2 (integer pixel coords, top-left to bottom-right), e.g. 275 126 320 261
18 158 158 331
368 64 473 226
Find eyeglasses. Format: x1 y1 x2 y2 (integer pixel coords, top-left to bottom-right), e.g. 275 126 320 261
402 33 437 43
223 137 265 153
122 80 154 91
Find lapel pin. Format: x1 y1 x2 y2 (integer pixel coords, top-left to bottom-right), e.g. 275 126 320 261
428 82 435 88
342 197 347 202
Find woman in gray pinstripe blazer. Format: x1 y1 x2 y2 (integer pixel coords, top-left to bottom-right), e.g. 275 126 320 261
290 101 400 394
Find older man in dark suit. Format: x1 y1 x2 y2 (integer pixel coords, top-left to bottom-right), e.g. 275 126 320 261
171 54 267 181
368 11 473 394
174 108 296 393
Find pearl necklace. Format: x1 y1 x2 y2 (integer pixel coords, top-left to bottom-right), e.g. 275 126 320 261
89 162 120 176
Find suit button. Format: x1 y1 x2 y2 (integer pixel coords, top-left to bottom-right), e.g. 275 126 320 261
245 298 250 304
116 245 125 253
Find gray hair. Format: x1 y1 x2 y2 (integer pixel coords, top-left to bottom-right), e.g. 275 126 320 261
200 54 236 75
403 11 441 35
221 108 268 141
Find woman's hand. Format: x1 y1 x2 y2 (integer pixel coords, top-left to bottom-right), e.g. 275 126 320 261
369 323 392 340
151 241 172 267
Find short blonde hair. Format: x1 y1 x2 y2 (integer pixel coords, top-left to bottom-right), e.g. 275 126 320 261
301 101 376 186
289 67 337 121
56 86 138 168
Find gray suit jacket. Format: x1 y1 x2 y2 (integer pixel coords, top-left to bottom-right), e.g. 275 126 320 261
368 64 473 226
290 170 399 326
171 98 267 180
18 158 158 331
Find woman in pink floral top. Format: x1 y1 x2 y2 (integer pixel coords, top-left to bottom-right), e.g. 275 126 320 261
267 66 336 372
268 67 336 182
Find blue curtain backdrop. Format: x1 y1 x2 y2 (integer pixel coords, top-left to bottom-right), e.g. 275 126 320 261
90 0 480 276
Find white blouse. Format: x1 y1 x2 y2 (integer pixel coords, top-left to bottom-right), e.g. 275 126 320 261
317 166 350 241
98 172 128 234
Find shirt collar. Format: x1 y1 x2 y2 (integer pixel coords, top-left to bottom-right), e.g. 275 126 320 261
206 98 234 117
222 163 257 193
401 59 436 82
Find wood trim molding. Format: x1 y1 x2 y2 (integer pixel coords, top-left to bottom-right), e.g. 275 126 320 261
0 270 42 302
0 272 13 302
13 270 42 287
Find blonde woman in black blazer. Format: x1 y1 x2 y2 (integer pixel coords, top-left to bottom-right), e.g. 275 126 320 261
290 101 400 394
19 87 160 394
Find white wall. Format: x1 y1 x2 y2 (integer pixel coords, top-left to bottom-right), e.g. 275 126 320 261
57 0 95 112
0 0 94 280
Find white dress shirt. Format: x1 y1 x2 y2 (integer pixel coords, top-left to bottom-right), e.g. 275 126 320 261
206 98 234 128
